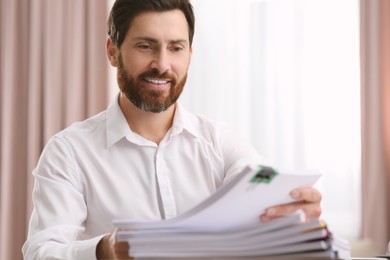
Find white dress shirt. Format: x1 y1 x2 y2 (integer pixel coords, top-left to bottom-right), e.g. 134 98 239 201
22 98 264 260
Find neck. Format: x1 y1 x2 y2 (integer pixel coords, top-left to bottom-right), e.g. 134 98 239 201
118 93 176 144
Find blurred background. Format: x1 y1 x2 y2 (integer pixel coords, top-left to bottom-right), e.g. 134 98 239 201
1 0 389 259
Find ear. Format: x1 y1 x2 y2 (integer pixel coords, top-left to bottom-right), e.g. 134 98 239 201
188 46 193 66
106 37 119 67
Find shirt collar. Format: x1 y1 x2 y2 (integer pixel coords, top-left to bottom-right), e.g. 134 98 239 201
106 96 131 147
171 102 199 138
106 96 199 147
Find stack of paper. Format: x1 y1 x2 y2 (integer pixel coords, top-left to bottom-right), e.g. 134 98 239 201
114 164 351 259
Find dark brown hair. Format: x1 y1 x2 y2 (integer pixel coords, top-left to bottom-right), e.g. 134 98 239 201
107 0 195 48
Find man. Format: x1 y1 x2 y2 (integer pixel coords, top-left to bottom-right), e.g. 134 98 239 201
22 0 322 259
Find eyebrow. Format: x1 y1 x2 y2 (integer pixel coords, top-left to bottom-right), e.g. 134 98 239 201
133 36 188 45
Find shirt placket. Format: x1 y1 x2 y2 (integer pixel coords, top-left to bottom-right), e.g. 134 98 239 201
155 147 177 219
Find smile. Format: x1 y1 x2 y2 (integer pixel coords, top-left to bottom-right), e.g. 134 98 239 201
144 78 170 84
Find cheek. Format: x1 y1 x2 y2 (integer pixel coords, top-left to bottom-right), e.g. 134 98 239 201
124 62 148 78
122 52 151 75
174 60 191 78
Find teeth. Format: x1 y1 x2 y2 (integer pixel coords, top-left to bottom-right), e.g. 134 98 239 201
145 78 168 84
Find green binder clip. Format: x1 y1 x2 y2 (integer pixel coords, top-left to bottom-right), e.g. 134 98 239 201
250 166 278 184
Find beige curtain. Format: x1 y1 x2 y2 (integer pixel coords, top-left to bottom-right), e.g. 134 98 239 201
0 0 109 259
361 0 390 253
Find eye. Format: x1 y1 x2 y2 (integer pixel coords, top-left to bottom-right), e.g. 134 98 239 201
137 44 152 50
170 45 184 52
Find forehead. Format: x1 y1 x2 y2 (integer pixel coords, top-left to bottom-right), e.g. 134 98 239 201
125 10 189 42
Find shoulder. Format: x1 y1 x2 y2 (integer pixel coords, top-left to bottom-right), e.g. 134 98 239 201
176 105 228 138
54 110 107 142
37 110 108 171
180 111 232 147
38 110 108 162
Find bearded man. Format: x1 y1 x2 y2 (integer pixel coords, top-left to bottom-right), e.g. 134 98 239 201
22 0 322 259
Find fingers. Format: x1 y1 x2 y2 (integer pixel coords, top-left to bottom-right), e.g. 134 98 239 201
109 228 118 246
290 187 322 203
260 202 301 223
112 229 133 260
260 187 322 223
114 241 132 259
260 203 321 223
261 201 322 221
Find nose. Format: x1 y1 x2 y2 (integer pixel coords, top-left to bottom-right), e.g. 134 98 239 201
151 49 170 74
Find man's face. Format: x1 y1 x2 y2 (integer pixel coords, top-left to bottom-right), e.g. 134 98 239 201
114 10 192 113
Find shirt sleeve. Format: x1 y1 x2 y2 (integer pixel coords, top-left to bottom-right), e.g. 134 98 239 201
22 136 104 260
218 124 268 184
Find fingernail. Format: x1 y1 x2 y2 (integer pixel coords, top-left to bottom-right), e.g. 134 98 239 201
267 208 276 216
291 190 300 199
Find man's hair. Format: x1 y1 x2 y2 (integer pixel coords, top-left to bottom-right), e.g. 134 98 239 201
107 0 195 48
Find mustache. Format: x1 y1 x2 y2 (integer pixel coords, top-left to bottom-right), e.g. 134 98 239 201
139 68 177 81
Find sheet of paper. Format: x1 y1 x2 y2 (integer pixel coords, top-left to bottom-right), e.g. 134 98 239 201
113 165 353 259
114 165 321 232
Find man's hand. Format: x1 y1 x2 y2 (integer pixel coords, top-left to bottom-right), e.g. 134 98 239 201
96 229 132 259
260 187 322 223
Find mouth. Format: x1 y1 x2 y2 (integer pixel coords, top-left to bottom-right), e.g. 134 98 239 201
143 77 171 90
144 77 170 84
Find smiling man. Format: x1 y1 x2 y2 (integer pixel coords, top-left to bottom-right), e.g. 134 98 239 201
109 7 192 144
114 10 190 114
22 1 322 259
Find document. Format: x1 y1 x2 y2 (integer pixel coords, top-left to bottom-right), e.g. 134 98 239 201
114 164 320 231
114 164 351 259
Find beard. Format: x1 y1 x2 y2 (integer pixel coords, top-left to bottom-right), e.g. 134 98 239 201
117 55 187 113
